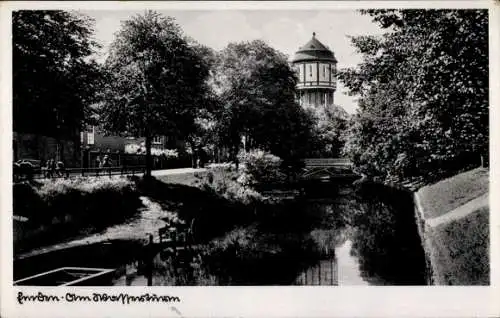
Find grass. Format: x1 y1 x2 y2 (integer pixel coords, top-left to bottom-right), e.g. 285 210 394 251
427 206 489 285
13 177 142 252
155 171 208 186
417 168 488 219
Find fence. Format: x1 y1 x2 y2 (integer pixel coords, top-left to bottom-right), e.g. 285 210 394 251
15 166 146 181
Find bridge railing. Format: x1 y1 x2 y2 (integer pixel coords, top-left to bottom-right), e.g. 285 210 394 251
303 158 353 168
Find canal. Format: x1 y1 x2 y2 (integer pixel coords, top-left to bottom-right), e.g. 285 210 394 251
14 180 428 286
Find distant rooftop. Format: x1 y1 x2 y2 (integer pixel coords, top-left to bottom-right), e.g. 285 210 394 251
291 32 337 63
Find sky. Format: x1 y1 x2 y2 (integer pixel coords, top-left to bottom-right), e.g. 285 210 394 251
81 9 385 114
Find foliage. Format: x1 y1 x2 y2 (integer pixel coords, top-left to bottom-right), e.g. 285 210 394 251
304 104 350 157
199 165 264 205
211 40 316 162
182 44 220 159
339 10 488 182
125 142 179 158
13 10 103 140
99 11 213 176
237 149 286 187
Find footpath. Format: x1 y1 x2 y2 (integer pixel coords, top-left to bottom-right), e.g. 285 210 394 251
414 167 489 285
16 168 205 260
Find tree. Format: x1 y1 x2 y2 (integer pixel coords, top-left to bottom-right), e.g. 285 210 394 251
212 40 315 164
13 10 103 160
304 104 350 157
339 9 488 182
99 11 212 176
183 43 220 166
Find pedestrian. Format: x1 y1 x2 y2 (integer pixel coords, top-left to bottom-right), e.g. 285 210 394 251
103 155 111 168
102 155 112 176
56 160 65 177
95 156 101 176
44 160 51 178
50 158 57 178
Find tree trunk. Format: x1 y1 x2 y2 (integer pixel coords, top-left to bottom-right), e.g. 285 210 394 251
232 145 239 170
145 135 152 178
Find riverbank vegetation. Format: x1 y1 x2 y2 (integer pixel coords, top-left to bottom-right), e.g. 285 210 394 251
416 167 489 285
417 168 488 219
340 10 488 184
13 177 142 252
427 207 489 285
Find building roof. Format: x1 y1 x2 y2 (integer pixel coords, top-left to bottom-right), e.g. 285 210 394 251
291 32 337 63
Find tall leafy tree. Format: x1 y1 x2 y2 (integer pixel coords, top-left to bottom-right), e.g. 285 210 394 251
304 104 350 157
99 11 212 176
213 40 315 163
13 10 102 160
340 9 488 182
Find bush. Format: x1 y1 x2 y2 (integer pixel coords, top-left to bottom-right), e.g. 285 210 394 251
200 165 263 205
238 149 286 186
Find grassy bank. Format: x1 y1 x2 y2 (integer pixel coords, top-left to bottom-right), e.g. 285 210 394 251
416 167 489 285
418 168 488 219
427 207 489 285
13 177 142 252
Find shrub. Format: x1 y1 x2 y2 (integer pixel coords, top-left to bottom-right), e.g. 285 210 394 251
199 165 264 205
238 149 286 186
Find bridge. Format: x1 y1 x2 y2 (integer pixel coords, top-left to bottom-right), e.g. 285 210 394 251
300 158 359 181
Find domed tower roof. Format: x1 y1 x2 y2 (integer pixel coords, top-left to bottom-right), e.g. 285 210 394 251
291 32 337 63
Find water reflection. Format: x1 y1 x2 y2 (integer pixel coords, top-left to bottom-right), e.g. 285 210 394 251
297 182 427 286
335 240 371 285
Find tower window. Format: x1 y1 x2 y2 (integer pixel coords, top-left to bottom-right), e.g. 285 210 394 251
323 66 326 78
309 65 312 77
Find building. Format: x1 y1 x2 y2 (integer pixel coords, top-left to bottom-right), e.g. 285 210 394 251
13 132 80 167
80 126 183 168
291 32 338 108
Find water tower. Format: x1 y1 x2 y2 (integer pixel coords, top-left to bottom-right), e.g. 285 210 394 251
291 32 337 108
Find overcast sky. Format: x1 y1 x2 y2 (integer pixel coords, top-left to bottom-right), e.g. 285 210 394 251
81 10 385 114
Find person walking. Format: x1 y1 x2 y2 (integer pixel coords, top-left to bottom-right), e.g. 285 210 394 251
44 160 51 178
50 158 57 178
56 160 65 177
102 155 112 176
95 156 101 176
